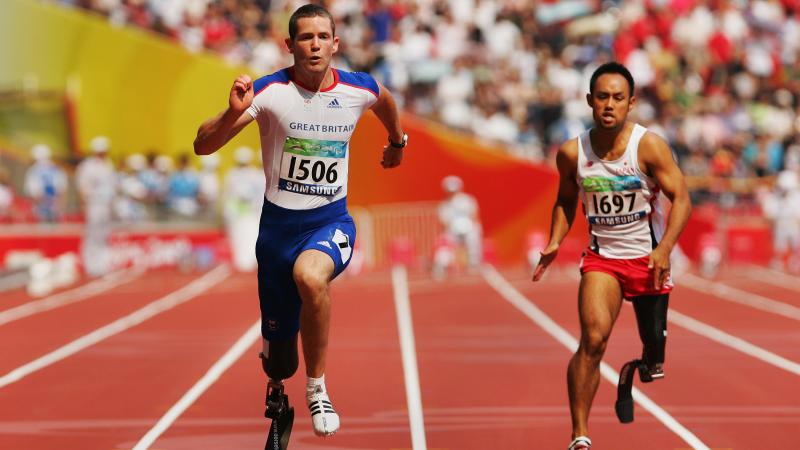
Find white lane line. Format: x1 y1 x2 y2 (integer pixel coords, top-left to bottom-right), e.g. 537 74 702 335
132 320 261 450
0 270 28 291
668 309 800 376
391 265 428 450
681 273 800 321
744 265 800 293
482 265 711 450
0 265 230 389
0 268 144 327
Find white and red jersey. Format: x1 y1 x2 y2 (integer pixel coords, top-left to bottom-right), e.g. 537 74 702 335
576 123 666 259
246 67 379 210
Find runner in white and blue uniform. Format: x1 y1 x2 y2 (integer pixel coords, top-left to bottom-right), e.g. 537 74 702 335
193 4 406 445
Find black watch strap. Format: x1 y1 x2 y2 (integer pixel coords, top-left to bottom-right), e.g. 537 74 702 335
389 133 408 149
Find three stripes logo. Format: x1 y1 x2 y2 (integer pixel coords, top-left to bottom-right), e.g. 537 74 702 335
308 396 336 417
327 98 342 109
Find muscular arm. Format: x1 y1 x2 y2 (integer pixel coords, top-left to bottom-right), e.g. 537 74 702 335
370 82 405 168
533 140 580 281
194 75 256 156
640 132 692 288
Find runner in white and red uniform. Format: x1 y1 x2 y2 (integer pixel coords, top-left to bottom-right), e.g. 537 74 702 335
533 62 692 450
194 4 407 445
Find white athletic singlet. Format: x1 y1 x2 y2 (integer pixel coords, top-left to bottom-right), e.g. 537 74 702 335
576 124 666 259
246 67 379 210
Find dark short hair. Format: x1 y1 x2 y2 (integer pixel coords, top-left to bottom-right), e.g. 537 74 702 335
288 4 335 41
589 62 635 96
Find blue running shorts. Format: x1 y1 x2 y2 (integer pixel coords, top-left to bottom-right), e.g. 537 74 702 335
255 198 356 340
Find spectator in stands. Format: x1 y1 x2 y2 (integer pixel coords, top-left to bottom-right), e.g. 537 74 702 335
24 144 68 223
75 136 117 277
198 152 221 221
167 153 201 218
57 0 800 210
115 153 149 222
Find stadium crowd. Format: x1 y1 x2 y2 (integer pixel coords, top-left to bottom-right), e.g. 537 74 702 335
2 0 795 268
55 1 800 174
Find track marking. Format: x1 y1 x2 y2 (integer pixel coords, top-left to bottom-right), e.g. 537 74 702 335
668 309 800 375
391 265 428 450
482 265 711 450
0 267 143 327
681 273 800 321
132 320 261 450
0 265 230 389
552 271 800 375
0 270 28 291
743 265 800 293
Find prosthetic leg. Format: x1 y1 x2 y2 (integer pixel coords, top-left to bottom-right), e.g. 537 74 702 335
261 337 299 450
615 294 669 423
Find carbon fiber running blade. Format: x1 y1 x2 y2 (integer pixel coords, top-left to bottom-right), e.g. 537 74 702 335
265 407 294 450
615 359 638 423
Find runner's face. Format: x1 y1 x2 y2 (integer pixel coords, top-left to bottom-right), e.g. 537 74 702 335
587 74 635 130
287 16 339 76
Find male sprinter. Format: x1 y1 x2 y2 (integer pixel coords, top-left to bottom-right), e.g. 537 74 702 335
532 62 691 450
194 4 407 447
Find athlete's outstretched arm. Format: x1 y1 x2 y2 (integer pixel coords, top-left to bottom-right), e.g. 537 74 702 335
533 140 580 281
370 82 405 169
194 74 256 155
640 132 692 289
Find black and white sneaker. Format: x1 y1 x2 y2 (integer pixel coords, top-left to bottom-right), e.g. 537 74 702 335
307 386 339 436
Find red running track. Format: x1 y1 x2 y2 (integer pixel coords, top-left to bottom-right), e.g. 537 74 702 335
0 263 797 449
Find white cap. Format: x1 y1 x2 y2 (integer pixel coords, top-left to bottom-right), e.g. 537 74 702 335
201 153 220 169
154 155 174 172
234 146 254 164
776 170 798 192
89 136 110 153
31 144 52 162
126 153 147 171
442 175 463 193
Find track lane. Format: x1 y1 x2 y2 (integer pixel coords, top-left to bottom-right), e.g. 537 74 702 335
407 270 689 450
145 269 412 450
517 269 799 450
0 269 206 374
0 269 250 450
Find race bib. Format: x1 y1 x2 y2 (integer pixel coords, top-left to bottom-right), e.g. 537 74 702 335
583 176 649 226
278 137 346 196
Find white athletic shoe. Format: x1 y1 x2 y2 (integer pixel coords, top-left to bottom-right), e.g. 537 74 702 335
307 386 339 436
568 436 592 450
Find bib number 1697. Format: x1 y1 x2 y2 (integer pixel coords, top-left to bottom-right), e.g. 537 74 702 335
592 192 636 214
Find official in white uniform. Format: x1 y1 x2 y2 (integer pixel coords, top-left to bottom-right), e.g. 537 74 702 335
223 146 265 272
75 136 117 277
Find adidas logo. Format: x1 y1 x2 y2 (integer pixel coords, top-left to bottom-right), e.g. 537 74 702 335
327 98 342 109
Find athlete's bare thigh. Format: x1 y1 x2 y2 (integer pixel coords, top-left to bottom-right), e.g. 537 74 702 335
578 271 624 340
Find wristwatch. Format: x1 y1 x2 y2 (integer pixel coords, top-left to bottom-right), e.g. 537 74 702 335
388 133 408 149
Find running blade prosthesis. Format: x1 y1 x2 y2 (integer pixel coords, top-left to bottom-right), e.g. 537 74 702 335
615 359 663 423
264 382 294 450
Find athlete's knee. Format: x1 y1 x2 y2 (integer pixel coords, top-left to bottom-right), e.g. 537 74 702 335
293 263 329 298
260 337 299 381
580 329 610 360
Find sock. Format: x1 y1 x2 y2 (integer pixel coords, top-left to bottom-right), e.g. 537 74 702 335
306 375 326 396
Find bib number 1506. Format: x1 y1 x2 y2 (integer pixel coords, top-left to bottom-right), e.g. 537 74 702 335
286 156 338 184
592 192 636 215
